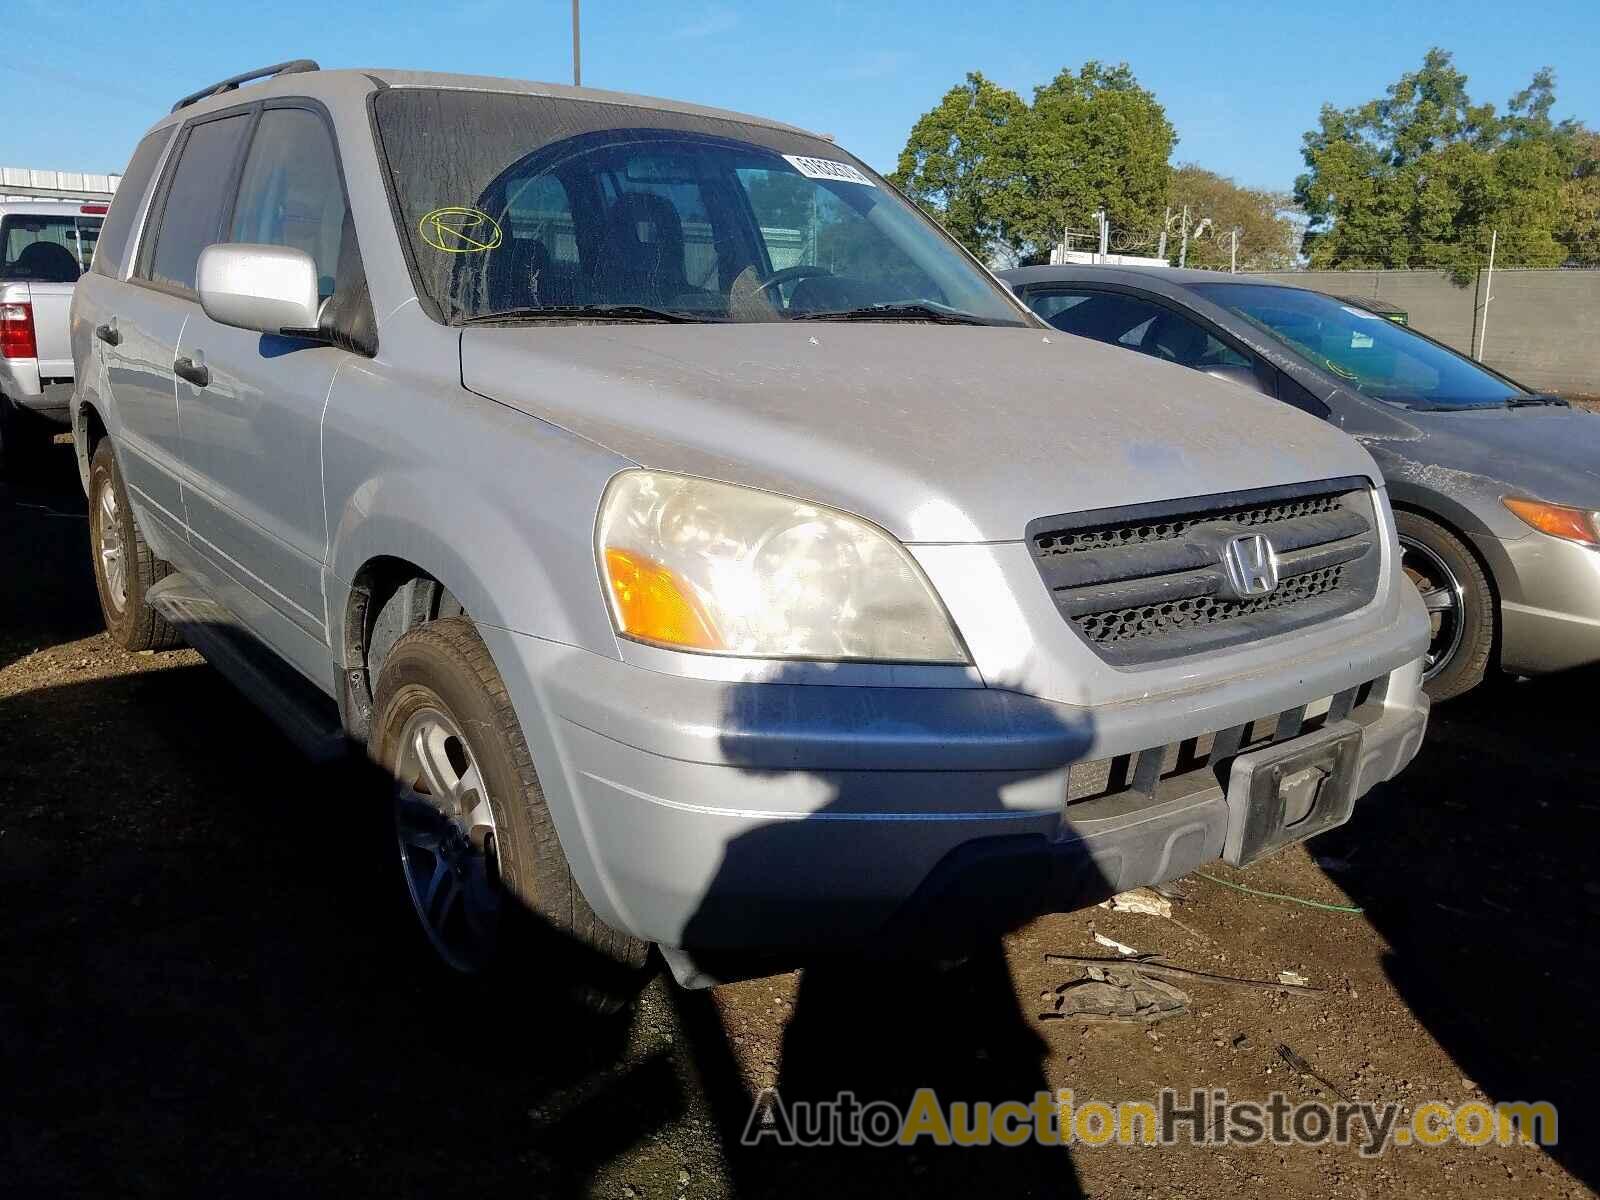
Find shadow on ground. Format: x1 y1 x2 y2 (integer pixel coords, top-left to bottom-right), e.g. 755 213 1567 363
6 442 1598 1193
0 439 98 670
1313 671 1600 1187
1 449 690 1195
674 660 1100 1197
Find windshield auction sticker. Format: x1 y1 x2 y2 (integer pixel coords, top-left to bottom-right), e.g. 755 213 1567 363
782 154 877 187
419 207 503 253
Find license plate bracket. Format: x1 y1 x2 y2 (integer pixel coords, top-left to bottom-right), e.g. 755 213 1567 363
1223 721 1363 867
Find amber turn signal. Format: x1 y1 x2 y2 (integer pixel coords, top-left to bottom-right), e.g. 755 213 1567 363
602 548 723 650
1502 497 1600 548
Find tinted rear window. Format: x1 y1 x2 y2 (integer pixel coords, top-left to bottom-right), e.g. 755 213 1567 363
91 126 173 279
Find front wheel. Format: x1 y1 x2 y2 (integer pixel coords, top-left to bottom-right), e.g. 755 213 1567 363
1395 510 1494 701
371 616 652 1011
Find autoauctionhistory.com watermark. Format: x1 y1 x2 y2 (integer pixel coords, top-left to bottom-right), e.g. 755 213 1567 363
741 1087 1557 1157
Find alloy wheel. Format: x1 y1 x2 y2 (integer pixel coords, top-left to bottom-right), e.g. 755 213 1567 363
1399 534 1466 683
392 706 503 972
97 484 127 613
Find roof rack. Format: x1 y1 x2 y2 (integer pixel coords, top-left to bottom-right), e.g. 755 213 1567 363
171 60 320 113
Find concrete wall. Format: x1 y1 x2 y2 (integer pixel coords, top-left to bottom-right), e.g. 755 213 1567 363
1244 268 1600 397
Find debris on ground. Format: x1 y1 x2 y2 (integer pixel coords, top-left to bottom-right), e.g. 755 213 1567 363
1277 1043 1354 1103
1099 883 1215 945
1099 887 1173 919
1046 953 1323 996
1277 970 1310 987
1040 963 1190 1024
1092 931 1141 956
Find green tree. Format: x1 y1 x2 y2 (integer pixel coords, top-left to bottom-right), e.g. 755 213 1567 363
890 72 1029 261
1164 164 1299 270
1295 49 1569 274
892 63 1175 264
1555 127 1600 264
1015 63 1176 261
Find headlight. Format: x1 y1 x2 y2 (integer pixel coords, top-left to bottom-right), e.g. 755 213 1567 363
597 470 969 663
1503 497 1600 548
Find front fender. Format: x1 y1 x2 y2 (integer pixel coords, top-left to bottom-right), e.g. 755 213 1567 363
322 356 633 663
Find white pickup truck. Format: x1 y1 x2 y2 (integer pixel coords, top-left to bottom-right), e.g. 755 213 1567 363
1 200 105 463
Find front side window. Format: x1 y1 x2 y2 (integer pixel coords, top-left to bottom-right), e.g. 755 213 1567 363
1025 287 1251 369
1 214 102 281
1193 283 1523 410
373 88 1026 326
229 108 349 299
145 113 250 291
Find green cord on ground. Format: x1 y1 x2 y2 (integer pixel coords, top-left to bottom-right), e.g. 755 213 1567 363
1194 870 1364 915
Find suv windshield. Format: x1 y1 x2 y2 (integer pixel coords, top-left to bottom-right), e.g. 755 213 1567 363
373 89 1026 327
1 214 102 282
1193 283 1525 411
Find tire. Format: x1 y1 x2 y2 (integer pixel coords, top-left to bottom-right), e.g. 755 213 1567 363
1395 509 1494 701
371 616 652 1013
88 440 182 652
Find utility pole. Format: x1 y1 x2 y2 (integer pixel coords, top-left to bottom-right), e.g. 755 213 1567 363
1178 205 1190 269
1095 209 1109 262
572 0 582 86
1156 207 1171 260
1474 229 1497 362
1230 227 1239 274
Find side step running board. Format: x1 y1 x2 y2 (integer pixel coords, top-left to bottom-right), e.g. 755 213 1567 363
147 574 348 763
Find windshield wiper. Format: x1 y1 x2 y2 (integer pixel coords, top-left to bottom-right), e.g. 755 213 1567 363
787 303 990 326
1505 393 1568 408
454 304 716 325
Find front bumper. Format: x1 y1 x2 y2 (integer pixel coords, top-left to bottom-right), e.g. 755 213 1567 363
1470 529 1600 675
479 627 1428 962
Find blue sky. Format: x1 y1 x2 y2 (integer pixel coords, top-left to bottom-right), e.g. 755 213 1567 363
6 0 1596 193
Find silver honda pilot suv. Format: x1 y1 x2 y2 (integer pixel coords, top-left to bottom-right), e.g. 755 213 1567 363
70 62 1430 1000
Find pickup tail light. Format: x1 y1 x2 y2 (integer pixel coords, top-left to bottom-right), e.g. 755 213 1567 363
0 302 37 360
80 204 109 215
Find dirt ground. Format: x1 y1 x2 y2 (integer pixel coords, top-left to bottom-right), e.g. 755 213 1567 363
4 438 1597 1199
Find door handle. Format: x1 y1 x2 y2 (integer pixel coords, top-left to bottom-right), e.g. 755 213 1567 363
95 319 121 347
174 354 210 388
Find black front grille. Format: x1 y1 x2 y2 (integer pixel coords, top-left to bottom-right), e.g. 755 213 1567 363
1035 492 1343 556
1028 478 1380 665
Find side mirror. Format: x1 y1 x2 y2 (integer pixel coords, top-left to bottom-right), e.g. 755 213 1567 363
196 243 321 336
1201 363 1271 397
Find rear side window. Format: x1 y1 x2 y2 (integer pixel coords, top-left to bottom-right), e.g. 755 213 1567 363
1025 287 1251 370
144 113 250 292
91 126 173 279
1 214 101 281
228 108 348 300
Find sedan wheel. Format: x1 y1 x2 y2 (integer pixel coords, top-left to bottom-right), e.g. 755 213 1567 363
1392 510 1495 701
1399 534 1466 683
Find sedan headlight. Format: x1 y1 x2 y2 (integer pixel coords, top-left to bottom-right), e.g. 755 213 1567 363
1503 497 1600 548
597 470 968 663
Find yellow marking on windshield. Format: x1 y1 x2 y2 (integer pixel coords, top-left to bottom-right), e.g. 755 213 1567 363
419 207 503 254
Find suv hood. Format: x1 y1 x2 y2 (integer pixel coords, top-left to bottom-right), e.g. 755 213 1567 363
461 324 1379 543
